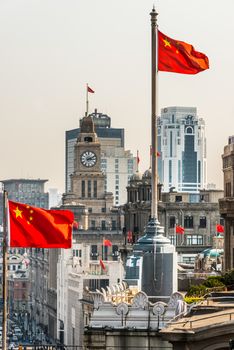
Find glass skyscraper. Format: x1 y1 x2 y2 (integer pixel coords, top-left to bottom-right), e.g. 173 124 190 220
158 106 207 193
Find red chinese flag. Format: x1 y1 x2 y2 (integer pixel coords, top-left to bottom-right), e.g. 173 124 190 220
103 239 112 247
150 146 161 158
9 201 74 248
87 86 95 93
216 224 224 233
158 30 209 75
176 225 185 234
100 259 106 270
127 231 133 243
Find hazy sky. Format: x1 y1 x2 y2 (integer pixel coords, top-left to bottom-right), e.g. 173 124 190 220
0 0 233 193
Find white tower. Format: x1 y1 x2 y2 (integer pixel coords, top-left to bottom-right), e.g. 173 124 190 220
158 106 207 193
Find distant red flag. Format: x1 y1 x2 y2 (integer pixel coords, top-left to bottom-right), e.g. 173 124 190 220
103 239 112 247
150 146 161 157
176 225 185 234
100 259 106 270
73 221 79 230
127 231 133 243
87 86 95 93
137 156 140 164
216 224 224 233
9 201 74 248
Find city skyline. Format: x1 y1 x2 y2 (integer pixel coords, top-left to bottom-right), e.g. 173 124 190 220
0 0 232 193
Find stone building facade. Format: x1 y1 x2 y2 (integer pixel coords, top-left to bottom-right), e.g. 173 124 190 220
83 288 186 350
56 232 124 347
219 136 234 271
124 170 223 263
47 115 125 345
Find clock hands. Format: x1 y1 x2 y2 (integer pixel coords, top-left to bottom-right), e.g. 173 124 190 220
81 151 97 167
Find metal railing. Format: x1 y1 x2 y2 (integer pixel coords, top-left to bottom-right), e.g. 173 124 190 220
169 310 234 330
11 346 171 350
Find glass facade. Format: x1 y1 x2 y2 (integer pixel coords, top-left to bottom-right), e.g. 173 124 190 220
183 133 197 184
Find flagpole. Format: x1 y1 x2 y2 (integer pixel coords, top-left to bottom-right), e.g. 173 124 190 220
150 7 158 220
86 83 89 116
215 221 218 271
2 189 8 350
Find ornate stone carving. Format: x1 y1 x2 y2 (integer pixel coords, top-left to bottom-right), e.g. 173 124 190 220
116 302 129 316
90 291 105 310
168 291 184 307
132 291 148 309
152 302 167 316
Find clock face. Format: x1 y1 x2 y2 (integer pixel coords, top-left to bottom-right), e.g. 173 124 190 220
81 151 97 167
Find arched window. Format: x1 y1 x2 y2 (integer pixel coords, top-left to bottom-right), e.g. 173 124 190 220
185 126 193 134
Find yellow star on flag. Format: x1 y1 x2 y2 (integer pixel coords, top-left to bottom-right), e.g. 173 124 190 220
163 38 171 48
13 206 23 219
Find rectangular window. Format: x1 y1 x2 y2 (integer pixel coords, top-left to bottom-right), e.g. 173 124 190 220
112 220 117 230
199 216 206 228
186 235 203 245
93 180 97 198
175 195 182 202
103 245 108 260
91 220 95 230
91 245 98 260
178 160 181 183
169 216 176 228
112 245 119 261
184 216 193 228
101 208 106 213
82 180 85 197
183 256 195 264
170 131 173 157
88 180 91 198
198 160 201 183
88 279 109 291
226 182 231 197
73 249 78 257
169 235 177 246
101 220 106 230
169 160 172 184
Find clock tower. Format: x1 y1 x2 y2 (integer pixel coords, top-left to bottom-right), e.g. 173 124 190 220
63 115 114 229
73 115 101 174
